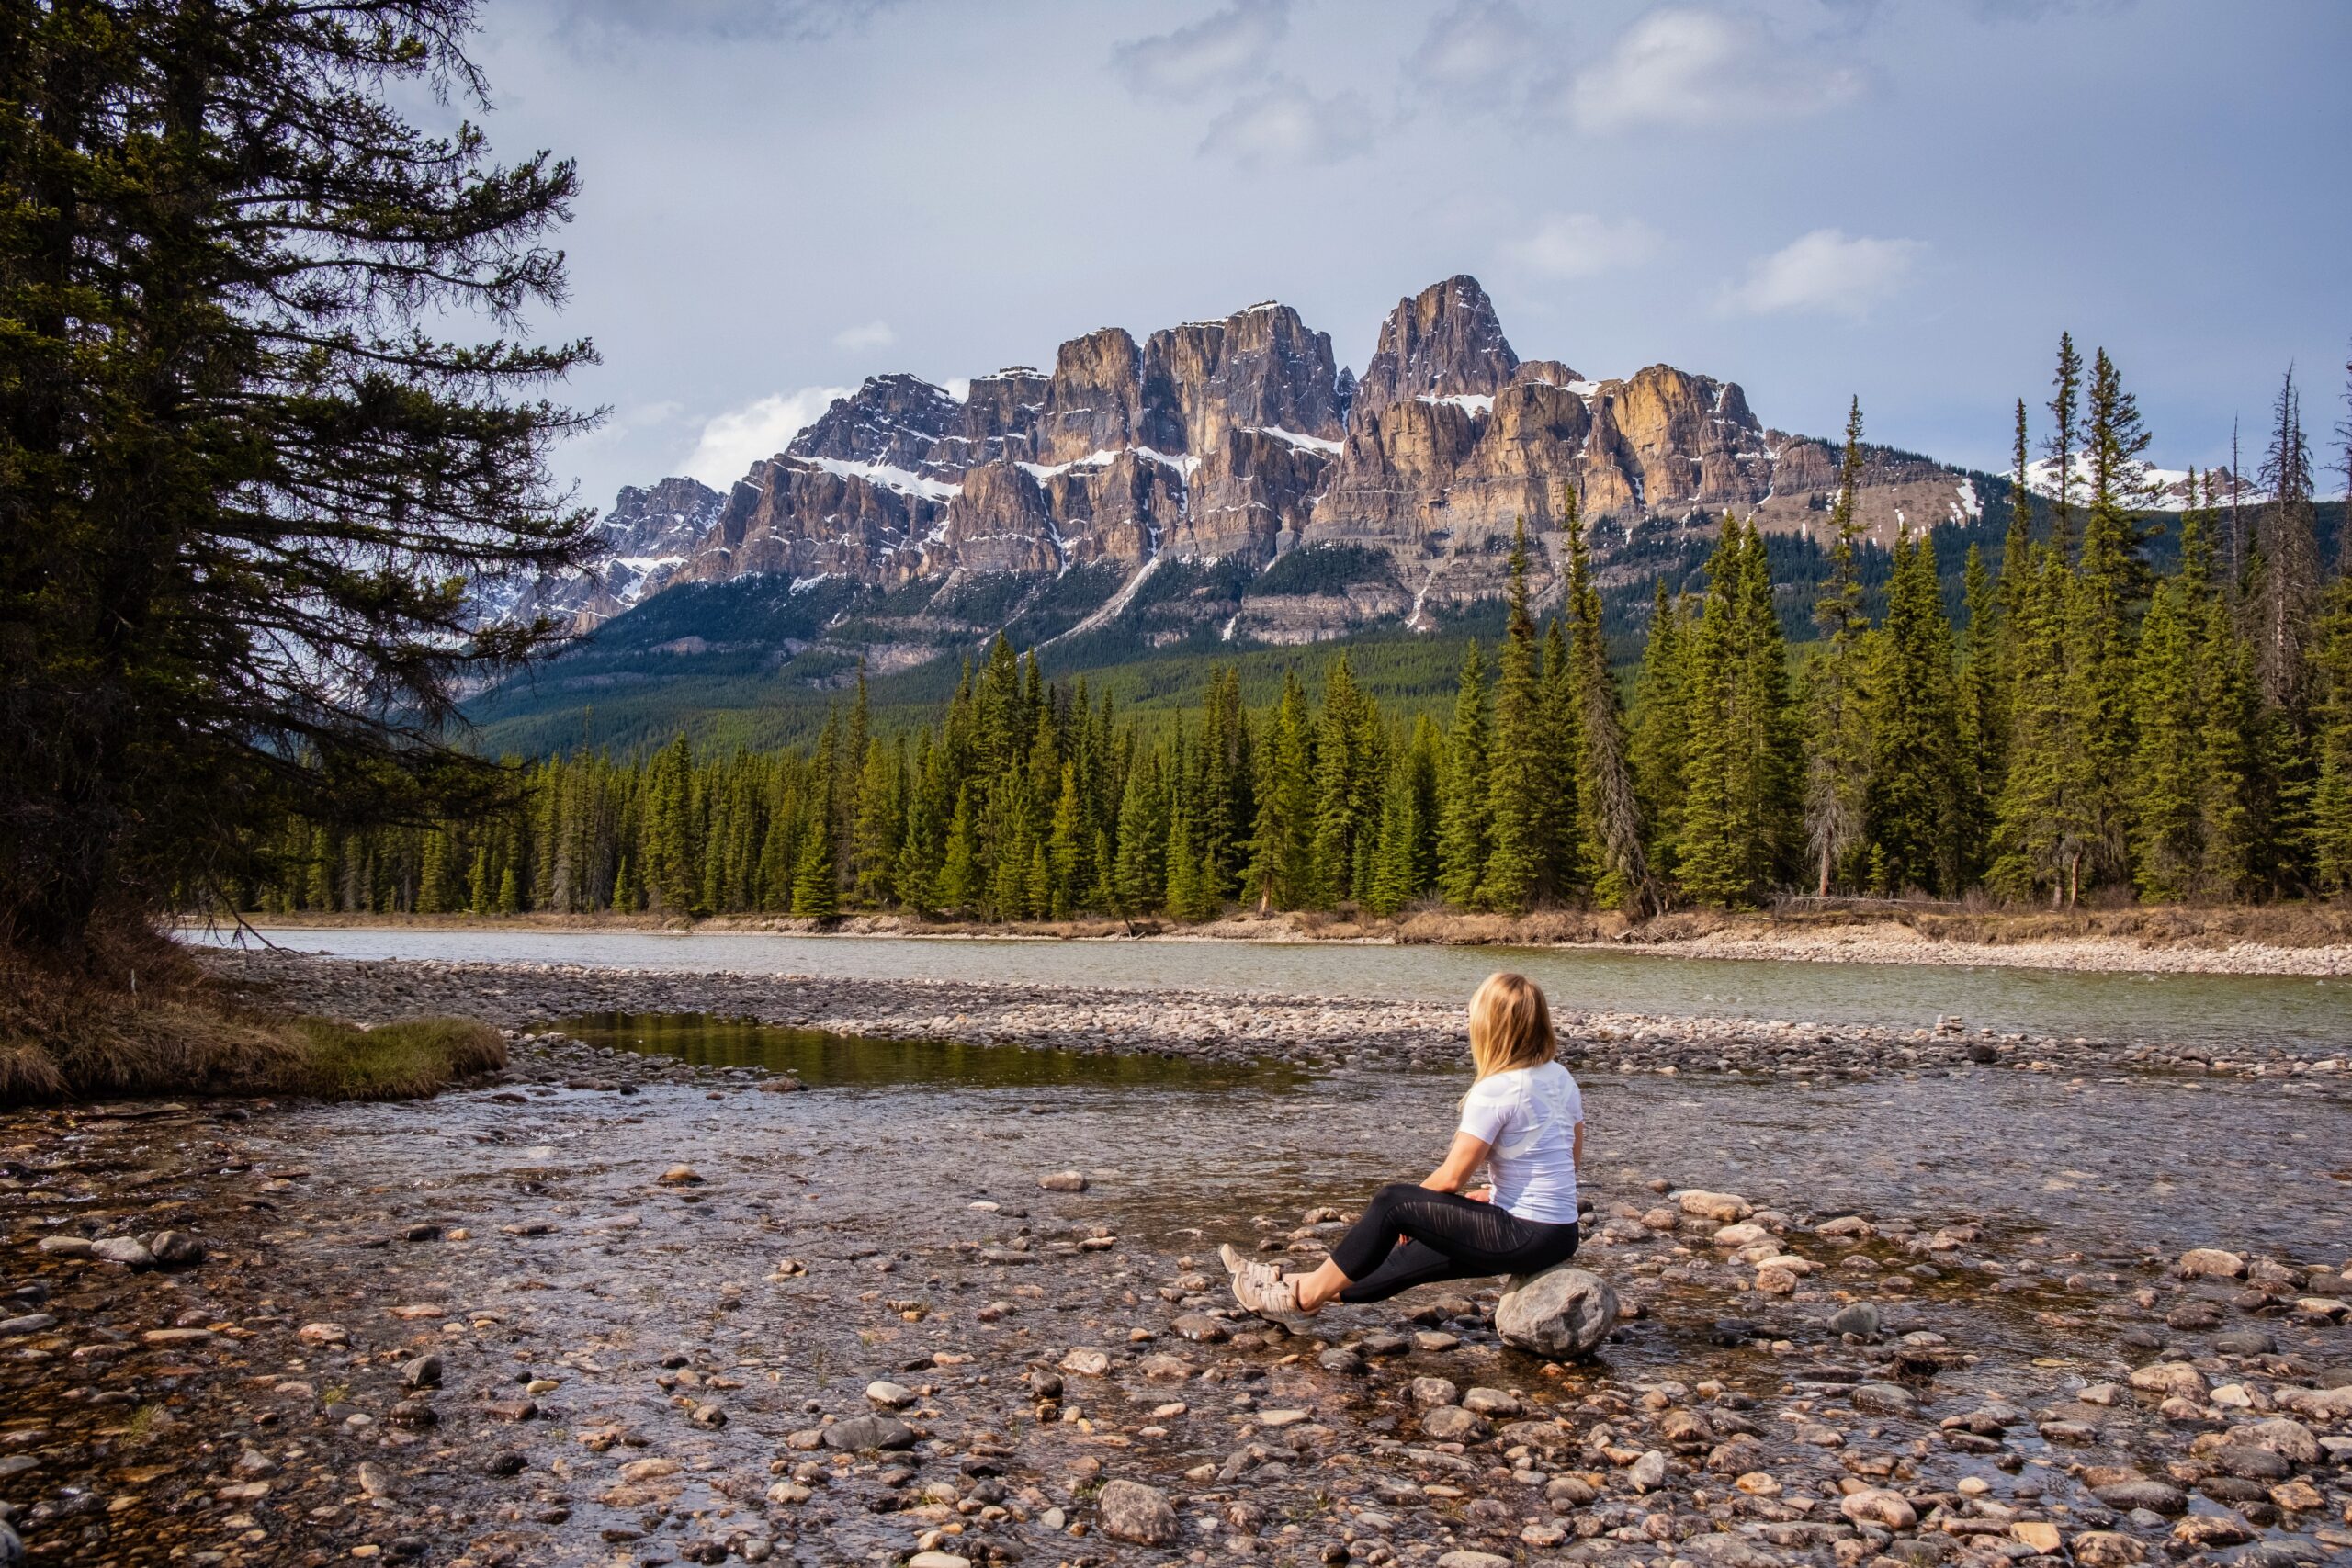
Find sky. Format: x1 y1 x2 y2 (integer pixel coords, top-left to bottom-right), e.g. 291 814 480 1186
450 0 2352 513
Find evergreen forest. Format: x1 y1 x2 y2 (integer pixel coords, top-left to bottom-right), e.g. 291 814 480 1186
240 342 2352 921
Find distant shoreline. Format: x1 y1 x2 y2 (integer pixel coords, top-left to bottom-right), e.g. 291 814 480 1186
192 903 2352 978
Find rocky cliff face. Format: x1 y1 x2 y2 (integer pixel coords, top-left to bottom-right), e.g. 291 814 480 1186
484 476 723 630
532 276 1989 639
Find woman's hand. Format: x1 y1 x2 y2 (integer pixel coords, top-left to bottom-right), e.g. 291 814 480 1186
1464 1186 1494 1203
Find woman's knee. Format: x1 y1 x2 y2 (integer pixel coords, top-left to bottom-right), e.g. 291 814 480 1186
1368 1181 1422 1214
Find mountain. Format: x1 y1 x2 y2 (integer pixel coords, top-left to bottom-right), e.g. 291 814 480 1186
508 275 1985 650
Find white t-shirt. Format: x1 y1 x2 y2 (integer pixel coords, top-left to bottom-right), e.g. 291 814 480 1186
1459 1061 1583 1224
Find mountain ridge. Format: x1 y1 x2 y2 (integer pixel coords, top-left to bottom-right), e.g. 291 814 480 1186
495 274 1988 653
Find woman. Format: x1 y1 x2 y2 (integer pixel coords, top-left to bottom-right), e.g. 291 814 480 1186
1225 971 1583 1318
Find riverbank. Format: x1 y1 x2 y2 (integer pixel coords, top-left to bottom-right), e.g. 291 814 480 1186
199 949 2351 1080
4 1025 2347 1567
209 903 2352 978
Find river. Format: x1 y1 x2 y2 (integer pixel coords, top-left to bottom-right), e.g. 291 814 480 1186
189 924 2349 1054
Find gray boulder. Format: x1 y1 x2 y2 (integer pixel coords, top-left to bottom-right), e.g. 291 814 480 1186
1495 1265 1617 1359
1096 1478 1178 1545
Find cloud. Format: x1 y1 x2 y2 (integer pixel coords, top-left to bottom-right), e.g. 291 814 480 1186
1113 0 1290 100
681 387 854 485
1568 7 1861 132
1408 0 1544 110
1505 213 1665 280
547 0 901 39
1200 76 1374 167
1719 229 1924 318
832 320 897 353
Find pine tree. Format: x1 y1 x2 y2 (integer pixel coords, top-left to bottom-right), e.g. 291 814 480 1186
2312 574 2352 893
1311 658 1382 907
790 821 839 918
2046 333 2084 558
1113 752 1167 913
2250 367 2323 722
1677 519 1798 906
1248 673 1317 910
850 739 901 907
1990 552 2095 905
2129 581 2202 900
938 785 981 913
1629 582 1690 892
1540 615 1584 897
2192 593 2262 899
0 2 597 952
1437 643 1493 906
1955 543 2003 880
1803 398 1871 897
1481 522 1550 912
1863 528 1964 895
1563 490 1650 910
2068 346 2154 888
1046 762 1087 919
1998 399 2035 619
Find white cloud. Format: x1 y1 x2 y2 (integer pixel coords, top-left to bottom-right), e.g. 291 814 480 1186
1568 7 1861 132
1112 0 1289 100
1408 0 1544 109
680 386 854 485
1201 76 1374 167
832 320 896 353
1719 229 1924 317
1505 212 1664 280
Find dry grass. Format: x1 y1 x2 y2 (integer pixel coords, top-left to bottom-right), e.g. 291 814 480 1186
0 918 503 1107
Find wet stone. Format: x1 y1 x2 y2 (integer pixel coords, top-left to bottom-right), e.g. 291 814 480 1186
820 1414 916 1450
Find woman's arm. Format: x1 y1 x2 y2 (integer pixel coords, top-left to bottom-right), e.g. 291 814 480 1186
1425 1131 1493 1195
1574 1120 1585 1176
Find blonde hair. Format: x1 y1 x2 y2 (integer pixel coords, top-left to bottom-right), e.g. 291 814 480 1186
1467 971 1555 1082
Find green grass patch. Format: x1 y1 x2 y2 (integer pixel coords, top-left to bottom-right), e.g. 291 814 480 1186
294 1016 507 1100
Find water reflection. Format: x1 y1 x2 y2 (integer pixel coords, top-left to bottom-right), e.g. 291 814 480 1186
560 1010 1303 1092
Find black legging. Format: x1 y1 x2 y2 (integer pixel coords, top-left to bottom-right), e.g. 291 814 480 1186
1329 1182 1581 1303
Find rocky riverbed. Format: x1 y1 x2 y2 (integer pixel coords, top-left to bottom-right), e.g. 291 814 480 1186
4 958 2351 1568
195 952 2352 1081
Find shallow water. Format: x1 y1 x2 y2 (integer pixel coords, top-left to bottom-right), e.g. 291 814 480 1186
197 925 2347 1052
543 1012 2352 1273
564 1010 1303 1091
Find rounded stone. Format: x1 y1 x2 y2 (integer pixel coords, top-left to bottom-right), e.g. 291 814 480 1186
1096 1478 1178 1545
1494 1265 1618 1359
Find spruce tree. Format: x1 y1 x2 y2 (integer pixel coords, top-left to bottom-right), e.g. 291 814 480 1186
1677 519 1798 906
1989 552 2094 905
1998 399 2036 620
1803 398 1871 897
1955 543 2003 880
1481 522 1550 912
1113 753 1167 913
2068 347 2154 888
2129 581 2202 900
790 824 838 918
1629 582 1690 892
2046 333 2084 558
2311 573 2352 893
1863 529 1964 895
1437 644 1493 906
2192 593 2263 899
938 785 981 913
1563 490 1651 910
1 2 598 951
1047 762 1087 918
1247 673 1317 910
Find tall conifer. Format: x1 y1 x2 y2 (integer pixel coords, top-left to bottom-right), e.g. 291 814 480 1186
1804 399 1871 896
